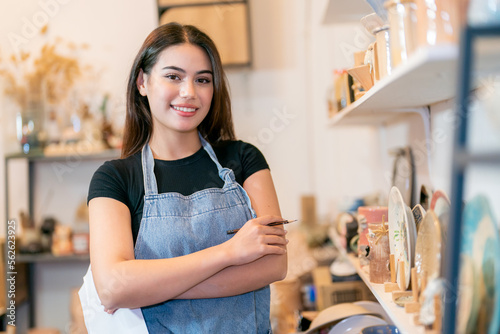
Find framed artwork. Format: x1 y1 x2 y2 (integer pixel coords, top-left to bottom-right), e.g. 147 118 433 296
158 0 252 67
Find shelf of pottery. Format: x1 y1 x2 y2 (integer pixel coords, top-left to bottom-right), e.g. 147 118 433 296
324 0 500 333
329 189 447 334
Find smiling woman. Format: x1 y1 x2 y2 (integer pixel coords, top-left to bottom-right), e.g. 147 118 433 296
136 44 214 153
120 23 234 159
79 22 287 334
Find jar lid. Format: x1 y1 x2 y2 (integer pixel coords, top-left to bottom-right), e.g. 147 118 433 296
372 25 390 34
384 0 415 9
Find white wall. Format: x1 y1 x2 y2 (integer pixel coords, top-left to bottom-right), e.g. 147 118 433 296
229 0 311 220
308 0 385 220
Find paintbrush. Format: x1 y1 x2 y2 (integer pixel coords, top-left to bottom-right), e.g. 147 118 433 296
226 219 297 235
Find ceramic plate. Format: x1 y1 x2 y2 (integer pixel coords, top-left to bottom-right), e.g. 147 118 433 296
414 211 442 291
457 254 477 334
419 184 432 211
430 189 450 276
459 195 500 334
328 315 387 334
391 147 414 207
430 189 450 240
388 186 412 290
412 204 426 232
405 205 417 269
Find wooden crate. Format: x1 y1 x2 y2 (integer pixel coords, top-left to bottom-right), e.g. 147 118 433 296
312 266 374 311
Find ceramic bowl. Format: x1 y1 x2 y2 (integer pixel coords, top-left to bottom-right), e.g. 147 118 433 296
353 301 391 323
305 303 375 334
361 324 401 334
328 314 387 334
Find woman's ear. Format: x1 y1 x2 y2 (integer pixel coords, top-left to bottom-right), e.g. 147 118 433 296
137 69 148 96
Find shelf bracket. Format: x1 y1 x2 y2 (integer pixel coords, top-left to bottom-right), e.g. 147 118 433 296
388 106 433 178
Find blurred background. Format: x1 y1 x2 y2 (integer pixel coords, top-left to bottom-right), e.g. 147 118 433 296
0 0 499 333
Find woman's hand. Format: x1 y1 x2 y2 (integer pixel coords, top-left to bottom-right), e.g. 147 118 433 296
223 215 288 266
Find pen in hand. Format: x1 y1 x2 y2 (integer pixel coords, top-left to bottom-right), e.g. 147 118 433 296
226 219 297 235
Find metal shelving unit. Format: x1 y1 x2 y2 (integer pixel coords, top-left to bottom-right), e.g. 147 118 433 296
443 23 500 334
4 149 119 329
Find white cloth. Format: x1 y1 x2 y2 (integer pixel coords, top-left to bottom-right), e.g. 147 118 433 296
78 266 149 333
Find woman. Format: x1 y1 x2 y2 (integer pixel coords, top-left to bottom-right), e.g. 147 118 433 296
82 22 288 333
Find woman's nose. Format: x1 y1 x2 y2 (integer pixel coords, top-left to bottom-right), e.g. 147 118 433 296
179 80 195 98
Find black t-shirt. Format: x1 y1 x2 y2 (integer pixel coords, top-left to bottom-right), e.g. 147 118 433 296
87 140 269 243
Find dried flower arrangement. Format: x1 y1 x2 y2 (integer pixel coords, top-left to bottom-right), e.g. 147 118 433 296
0 26 117 154
0 32 89 110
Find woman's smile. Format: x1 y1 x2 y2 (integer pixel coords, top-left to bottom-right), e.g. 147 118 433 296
171 104 198 116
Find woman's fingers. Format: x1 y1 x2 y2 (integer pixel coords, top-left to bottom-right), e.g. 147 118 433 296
224 215 290 265
259 234 288 246
263 225 287 236
104 307 117 314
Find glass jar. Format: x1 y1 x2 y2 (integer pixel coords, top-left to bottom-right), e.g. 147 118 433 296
374 25 392 80
16 100 46 154
385 0 418 67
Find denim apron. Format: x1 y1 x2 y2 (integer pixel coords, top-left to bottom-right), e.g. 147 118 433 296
135 135 271 333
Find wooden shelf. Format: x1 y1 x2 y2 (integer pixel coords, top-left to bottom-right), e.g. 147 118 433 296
328 227 425 334
17 253 90 263
328 44 459 126
346 254 425 334
5 148 120 162
327 39 500 127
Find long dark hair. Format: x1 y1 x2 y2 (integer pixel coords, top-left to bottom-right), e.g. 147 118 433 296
121 22 235 158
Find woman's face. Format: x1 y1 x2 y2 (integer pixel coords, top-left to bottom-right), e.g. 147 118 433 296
137 43 214 136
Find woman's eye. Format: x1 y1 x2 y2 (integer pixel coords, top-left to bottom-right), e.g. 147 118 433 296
165 74 180 80
196 77 211 84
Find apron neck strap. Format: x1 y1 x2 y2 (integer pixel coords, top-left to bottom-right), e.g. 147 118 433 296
142 143 158 196
198 133 232 181
141 132 234 196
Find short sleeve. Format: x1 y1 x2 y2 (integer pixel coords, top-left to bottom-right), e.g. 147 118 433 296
87 161 130 207
238 141 269 182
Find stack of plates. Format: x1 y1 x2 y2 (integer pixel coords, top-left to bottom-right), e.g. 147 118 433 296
414 211 442 290
388 186 417 290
